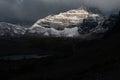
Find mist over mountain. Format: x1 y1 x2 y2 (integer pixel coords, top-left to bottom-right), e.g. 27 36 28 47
0 0 119 25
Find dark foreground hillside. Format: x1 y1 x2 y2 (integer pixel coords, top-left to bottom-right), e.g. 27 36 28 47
0 15 120 80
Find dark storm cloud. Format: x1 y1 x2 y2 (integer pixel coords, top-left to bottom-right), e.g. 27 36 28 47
0 0 120 24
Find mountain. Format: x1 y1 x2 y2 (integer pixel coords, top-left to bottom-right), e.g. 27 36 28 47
0 22 26 37
0 7 118 39
29 7 108 38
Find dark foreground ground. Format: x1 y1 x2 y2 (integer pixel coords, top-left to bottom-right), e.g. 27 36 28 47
0 18 120 80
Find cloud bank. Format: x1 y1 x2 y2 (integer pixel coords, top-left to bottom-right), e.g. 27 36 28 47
0 0 119 24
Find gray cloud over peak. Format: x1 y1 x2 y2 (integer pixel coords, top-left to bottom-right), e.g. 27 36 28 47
0 0 119 25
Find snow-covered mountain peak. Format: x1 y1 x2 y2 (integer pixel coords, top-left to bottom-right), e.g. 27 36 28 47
29 7 107 37
32 7 102 30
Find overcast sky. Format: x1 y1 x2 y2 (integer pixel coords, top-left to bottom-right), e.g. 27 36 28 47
0 0 120 25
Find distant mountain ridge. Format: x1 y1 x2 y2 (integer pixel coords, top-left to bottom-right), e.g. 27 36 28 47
0 7 119 39
0 22 26 37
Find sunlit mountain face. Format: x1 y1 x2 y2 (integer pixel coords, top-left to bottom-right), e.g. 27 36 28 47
32 7 103 30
